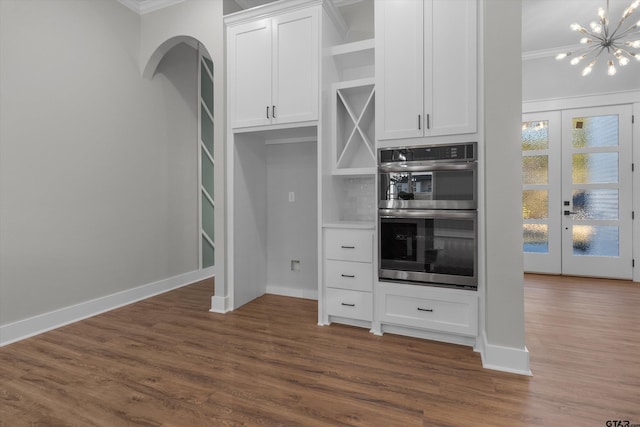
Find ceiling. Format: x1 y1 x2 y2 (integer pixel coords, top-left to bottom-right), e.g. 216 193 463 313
120 0 637 59
522 0 637 56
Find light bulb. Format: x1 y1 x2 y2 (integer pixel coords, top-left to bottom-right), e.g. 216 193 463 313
590 21 603 33
619 56 630 66
626 40 640 48
598 7 606 19
570 54 585 65
582 60 596 76
608 60 617 75
580 37 593 44
556 52 569 60
570 23 586 33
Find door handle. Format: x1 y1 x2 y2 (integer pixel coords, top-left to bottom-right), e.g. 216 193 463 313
564 210 577 215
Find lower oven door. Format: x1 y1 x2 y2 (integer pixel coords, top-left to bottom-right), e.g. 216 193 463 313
379 209 477 288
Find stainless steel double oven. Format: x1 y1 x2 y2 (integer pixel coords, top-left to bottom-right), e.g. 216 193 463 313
378 142 477 289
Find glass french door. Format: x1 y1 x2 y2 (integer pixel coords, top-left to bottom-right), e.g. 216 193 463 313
560 106 633 279
522 112 562 274
522 105 633 280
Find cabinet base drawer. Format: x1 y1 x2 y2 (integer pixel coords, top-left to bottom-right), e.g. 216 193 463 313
326 288 372 321
325 259 373 292
325 229 373 263
378 287 477 336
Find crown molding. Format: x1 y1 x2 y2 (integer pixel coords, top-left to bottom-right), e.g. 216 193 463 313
117 0 186 15
522 43 582 61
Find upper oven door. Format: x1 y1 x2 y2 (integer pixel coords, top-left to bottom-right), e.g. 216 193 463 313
379 162 477 209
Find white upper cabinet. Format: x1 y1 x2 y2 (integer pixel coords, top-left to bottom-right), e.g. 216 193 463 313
228 6 320 129
375 0 477 141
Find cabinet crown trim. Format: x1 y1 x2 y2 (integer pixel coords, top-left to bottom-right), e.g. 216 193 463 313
225 0 323 25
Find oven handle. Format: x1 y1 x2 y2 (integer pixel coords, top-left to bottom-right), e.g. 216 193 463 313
379 209 477 220
378 162 476 173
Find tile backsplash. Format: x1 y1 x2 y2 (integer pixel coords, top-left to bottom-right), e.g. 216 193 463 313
341 176 375 222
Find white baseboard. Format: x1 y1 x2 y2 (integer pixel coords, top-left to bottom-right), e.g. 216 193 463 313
210 295 231 313
0 269 215 347
266 284 318 300
477 331 532 376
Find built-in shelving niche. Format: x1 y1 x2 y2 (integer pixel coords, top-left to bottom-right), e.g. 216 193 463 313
333 78 375 175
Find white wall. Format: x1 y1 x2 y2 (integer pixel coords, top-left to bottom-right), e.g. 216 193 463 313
523 56 640 102
0 0 200 327
141 0 226 305
266 142 318 299
482 0 530 373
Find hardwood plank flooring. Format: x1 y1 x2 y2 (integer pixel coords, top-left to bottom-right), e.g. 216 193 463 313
1 275 639 426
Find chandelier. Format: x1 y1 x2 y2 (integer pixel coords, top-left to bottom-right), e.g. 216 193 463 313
556 0 640 76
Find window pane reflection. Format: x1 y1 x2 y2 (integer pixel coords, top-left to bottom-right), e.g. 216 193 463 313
572 115 618 148
523 224 548 253
572 153 618 184
572 225 619 256
522 121 549 151
572 189 618 220
522 156 549 185
523 190 548 219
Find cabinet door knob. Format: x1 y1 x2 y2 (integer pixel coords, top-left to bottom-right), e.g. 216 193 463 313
341 302 355 307
272 105 276 118
266 106 270 119
417 307 433 312
341 274 355 278
418 114 421 130
340 245 355 249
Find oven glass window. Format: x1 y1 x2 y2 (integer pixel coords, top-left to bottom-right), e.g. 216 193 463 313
380 217 475 277
381 170 474 201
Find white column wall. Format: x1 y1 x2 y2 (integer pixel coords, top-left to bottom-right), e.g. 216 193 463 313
141 1 226 308
481 0 530 374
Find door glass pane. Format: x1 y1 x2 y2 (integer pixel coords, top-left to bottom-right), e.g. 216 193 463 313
201 105 214 155
572 225 619 256
202 238 214 268
523 190 548 219
572 153 618 184
572 189 619 220
201 149 214 197
572 115 618 148
202 193 215 240
201 62 213 114
522 121 549 151
524 224 548 253
522 155 548 184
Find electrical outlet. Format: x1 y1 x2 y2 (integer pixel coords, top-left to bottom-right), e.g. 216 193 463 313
288 192 295 202
291 260 300 271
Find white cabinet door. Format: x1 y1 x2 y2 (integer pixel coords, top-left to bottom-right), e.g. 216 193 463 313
228 19 272 129
376 0 477 141
228 7 319 130
375 0 424 140
427 0 477 136
272 8 319 125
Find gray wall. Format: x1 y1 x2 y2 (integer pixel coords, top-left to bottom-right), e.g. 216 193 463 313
0 0 198 325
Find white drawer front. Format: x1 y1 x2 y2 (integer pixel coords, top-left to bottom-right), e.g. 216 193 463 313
325 260 373 292
325 229 372 263
379 290 477 336
326 288 372 321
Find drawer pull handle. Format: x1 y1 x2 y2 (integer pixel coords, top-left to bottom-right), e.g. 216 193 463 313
341 302 355 307
417 307 433 312
341 245 355 249
341 274 355 278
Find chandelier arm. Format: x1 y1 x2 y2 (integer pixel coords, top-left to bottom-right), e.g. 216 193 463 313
615 26 640 38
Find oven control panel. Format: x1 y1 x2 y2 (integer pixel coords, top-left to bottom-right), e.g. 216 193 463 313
379 142 475 163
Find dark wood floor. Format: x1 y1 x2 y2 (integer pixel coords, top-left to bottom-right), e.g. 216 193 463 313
1 274 639 426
